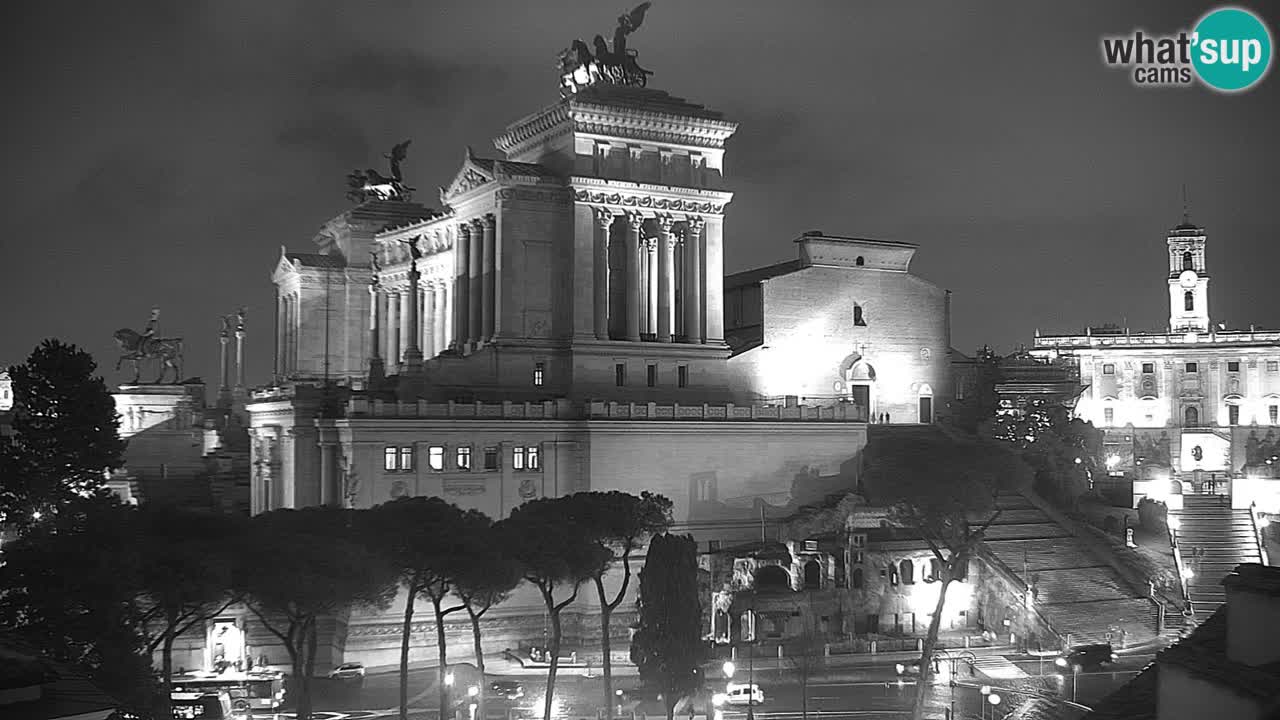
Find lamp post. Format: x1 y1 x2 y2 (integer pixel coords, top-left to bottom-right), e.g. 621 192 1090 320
445 671 455 720
979 685 990 720
468 685 479 720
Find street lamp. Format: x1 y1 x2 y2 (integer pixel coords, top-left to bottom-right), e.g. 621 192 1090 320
979 686 991 720
723 661 735 679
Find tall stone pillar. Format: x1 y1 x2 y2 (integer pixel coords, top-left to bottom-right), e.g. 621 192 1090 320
481 214 496 342
684 218 704 343
387 290 400 364
468 219 483 346
443 283 454 350
646 239 659 336
234 310 246 390
319 442 335 507
368 284 384 387
274 294 284 379
218 324 230 400
422 285 435 358
625 212 643 342
593 208 613 340
402 268 422 369
703 217 725 343
454 224 471 351
433 284 447 356
657 215 676 342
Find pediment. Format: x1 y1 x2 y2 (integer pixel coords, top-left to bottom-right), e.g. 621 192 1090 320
441 152 495 202
273 247 297 281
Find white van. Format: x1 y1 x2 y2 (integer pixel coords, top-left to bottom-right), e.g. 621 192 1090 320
724 683 765 706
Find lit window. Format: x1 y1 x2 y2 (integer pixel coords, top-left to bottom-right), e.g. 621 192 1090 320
484 447 499 471
428 446 445 471
534 362 545 386
1102 364 1115 375
1184 291 1194 311
851 534 867 548
899 560 915 585
1268 361 1279 373
1185 362 1198 374
615 363 626 386
804 540 818 552
678 365 688 388
1229 405 1240 426
647 364 657 387
398 447 414 471
513 446 525 470
1270 406 1278 424
853 305 867 327
1104 408 1114 425
1142 362 1155 374
384 447 398 471
456 446 472 471
1228 361 1240 373
527 445 540 471
852 551 864 565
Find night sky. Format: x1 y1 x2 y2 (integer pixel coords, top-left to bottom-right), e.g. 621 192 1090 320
2 1 1277 389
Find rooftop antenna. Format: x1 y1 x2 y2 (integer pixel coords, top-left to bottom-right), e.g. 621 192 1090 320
1182 184 1190 225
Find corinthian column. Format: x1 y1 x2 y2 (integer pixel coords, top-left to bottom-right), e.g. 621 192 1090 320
684 217 705 343
645 238 658 336
368 283 384 386
625 212 643 342
469 219 483 345
387 289 400 362
481 214 496 342
454 224 471 351
433 283 447 356
657 215 676 343
593 208 613 340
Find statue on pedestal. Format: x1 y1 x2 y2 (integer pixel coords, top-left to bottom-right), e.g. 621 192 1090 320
346 140 414 203
114 307 184 384
558 3 655 96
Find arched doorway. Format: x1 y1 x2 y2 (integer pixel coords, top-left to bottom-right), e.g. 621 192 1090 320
803 560 821 589
1184 406 1199 427
917 383 934 424
839 354 877 421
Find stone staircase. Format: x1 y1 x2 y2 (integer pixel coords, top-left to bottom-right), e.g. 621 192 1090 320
983 494 1159 647
1173 494 1264 620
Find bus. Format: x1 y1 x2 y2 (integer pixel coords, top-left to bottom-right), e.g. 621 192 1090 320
171 671 286 712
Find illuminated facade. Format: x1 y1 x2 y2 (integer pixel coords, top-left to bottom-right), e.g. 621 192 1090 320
1032 218 1280 512
725 233 952 424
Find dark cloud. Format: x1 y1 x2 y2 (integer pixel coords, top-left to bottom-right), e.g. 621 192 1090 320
308 49 509 107
275 109 371 162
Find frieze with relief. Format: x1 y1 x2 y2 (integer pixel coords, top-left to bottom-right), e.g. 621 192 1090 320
574 190 724 214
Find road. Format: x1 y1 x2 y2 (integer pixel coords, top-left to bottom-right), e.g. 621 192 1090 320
257 650 1158 719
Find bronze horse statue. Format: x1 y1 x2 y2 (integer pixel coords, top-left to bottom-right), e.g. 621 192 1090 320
114 328 184 384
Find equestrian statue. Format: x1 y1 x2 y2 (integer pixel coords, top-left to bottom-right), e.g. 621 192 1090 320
347 140 414 203
558 3 654 95
114 307 185 384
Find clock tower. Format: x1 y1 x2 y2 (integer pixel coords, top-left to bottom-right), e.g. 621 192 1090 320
1166 215 1210 333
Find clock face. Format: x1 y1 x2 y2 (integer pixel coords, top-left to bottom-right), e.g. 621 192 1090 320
1179 270 1198 288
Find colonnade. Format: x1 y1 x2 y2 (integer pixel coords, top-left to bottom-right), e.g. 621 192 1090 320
596 209 711 343
372 280 454 366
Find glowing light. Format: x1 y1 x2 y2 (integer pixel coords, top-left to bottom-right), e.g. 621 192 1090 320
1074 457 1082 465
1167 516 1180 531
1055 658 1067 668
712 693 727 708
1182 566 1195 580
31 511 42 520
1259 516 1271 528
989 693 1002 706
1106 454 1121 468
722 661 735 679
895 663 906 675
467 686 479 698
980 685 991 695
445 672 455 686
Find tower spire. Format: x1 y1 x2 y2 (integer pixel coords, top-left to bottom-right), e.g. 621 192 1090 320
1182 183 1190 226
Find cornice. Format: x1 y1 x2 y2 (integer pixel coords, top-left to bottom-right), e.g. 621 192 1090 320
568 102 738 149
494 103 573 156
570 177 732 216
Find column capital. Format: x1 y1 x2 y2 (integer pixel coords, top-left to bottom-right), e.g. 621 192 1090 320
625 211 646 231
685 215 706 234
656 213 677 235
458 221 473 237
593 206 617 229
470 217 486 231
483 212 496 228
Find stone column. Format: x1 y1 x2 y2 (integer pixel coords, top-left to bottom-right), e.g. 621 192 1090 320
284 295 294 374
657 215 676 343
274 293 284 379
234 312 246 390
703 217 725 343
454 224 471 350
684 218 704 343
625 212 643 342
469 219 483 345
646 239 659 336
219 325 230 395
387 289 400 363
319 442 335 507
433 284 447 356
593 208 612 340
443 283 454 350
481 213 496 342
422 284 435 358
403 265 422 369
368 285 384 385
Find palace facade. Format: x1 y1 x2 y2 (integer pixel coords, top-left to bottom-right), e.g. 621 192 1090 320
1031 218 1280 513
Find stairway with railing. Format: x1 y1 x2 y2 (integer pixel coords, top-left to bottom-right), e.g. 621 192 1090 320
1171 494 1264 620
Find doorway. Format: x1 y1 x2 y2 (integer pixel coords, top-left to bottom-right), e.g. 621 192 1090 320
919 396 933 424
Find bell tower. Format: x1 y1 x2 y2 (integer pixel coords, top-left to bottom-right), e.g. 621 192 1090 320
1167 209 1210 333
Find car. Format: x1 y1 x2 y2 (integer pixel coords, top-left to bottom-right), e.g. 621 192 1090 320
489 680 525 700
722 683 765 706
1055 643 1118 673
330 662 366 683
170 691 248 720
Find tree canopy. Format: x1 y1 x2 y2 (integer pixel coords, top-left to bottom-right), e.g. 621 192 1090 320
1 340 125 530
631 533 705 720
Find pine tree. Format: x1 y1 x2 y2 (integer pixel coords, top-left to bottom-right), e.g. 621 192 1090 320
631 533 706 720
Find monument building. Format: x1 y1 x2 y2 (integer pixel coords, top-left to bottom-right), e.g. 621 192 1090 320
1031 214 1280 513
235 9 958 672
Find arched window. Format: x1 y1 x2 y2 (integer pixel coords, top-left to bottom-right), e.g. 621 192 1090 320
803 560 821 589
1184 291 1194 311
928 558 941 582
1170 480 1184 495
854 305 867 326
1182 251 1194 271
852 567 864 589
855 256 865 266
899 559 915 585
1184 406 1199 427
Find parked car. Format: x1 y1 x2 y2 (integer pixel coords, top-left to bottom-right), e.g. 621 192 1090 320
1055 643 1118 672
489 680 525 700
170 691 248 720
329 662 366 683
723 683 765 706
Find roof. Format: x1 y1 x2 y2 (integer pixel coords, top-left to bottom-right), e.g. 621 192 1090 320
570 85 729 122
1223 562 1280 598
725 259 804 289
469 157 561 180
285 252 347 269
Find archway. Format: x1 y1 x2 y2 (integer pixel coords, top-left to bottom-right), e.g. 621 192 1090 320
1169 480 1184 495
918 383 934 424
803 560 821 589
839 353 877 421
852 567 864 589
755 565 790 591
1184 406 1199 427
899 559 915 585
